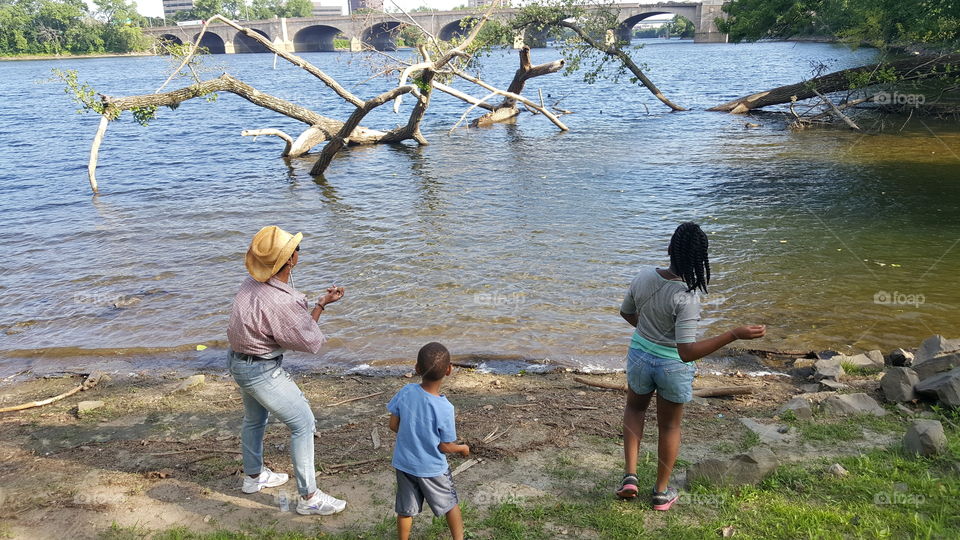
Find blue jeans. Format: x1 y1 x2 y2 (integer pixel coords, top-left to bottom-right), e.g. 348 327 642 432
228 351 317 496
626 346 696 404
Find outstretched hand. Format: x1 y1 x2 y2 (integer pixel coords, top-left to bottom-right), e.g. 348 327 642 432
320 286 345 306
732 325 766 340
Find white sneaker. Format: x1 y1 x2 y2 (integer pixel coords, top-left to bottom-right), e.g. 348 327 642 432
241 468 289 494
296 490 347 515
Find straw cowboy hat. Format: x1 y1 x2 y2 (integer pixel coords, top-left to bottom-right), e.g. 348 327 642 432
245 226 303 282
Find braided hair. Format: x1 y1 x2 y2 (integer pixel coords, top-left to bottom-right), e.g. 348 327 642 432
668 222 710 293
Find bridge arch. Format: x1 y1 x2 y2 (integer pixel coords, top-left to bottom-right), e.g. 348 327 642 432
234 29 271 53
157 33 183 46
438 18 478 42
617 12 689 42
193 31 226 54
361 21 407 51
293 25 345 52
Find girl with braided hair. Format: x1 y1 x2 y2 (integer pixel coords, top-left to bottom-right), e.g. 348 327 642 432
615 222 766 510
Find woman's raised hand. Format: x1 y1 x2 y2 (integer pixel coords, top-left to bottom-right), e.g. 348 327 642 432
732 325 766 340
320 286 345 306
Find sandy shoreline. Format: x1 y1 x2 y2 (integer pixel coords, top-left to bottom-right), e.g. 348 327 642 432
0 355 929 538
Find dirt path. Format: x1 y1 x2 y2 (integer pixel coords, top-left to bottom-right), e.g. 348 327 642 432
0 365 899 539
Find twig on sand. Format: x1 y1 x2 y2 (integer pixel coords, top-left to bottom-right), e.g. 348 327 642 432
316 457 384 475
0 373 104 413
326 391 385 407
151 447 240 457
573 376 753 397
452 458 482 477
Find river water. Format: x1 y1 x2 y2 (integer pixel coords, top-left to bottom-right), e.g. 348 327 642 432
1 40 958 377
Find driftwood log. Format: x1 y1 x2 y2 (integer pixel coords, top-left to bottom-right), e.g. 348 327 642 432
573 376 752 398
709 54 960 113
0 373 104 413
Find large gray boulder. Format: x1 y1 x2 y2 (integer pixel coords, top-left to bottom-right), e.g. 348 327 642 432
687 446 779 486
914 367 960 407
821 393 887 416
903 419 947 457
913 352 960 380
880 367 919 403
777 397 813 420
814 358 845 381
831 352 884 371
916 335 960 363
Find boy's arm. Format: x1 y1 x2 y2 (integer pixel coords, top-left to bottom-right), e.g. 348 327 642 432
389 414 400 433
438 441 470 457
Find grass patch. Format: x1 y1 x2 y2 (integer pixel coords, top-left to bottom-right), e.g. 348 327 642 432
92 419 960 540
840 362 883 376
797 420 863 442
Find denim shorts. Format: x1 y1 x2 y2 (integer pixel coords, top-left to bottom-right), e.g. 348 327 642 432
395 468 459 517
626 346 696 404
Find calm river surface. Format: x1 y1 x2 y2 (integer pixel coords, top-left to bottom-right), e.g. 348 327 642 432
1 40 958 376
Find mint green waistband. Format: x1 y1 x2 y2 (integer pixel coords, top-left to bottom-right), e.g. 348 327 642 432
629 332 681 360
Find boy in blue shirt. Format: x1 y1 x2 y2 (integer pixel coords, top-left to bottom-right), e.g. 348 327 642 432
388 342 470 540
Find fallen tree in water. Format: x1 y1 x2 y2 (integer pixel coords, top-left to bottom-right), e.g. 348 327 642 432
709 54 960 114
59 2 570 194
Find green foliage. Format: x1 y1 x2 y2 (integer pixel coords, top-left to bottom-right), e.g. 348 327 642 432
719 0 960 50
131 105 158 126
513 0 652 87
52 68 107 115
0 0 150 56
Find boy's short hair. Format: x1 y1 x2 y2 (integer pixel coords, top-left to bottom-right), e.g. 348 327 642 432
417 342 450 382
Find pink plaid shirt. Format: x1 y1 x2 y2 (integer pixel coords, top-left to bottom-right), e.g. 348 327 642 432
227 276 327 356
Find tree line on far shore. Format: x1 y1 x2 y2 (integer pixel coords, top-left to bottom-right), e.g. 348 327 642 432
0 0 314 56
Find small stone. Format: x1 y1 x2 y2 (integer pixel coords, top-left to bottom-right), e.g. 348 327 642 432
814 358 845 381
174 374 205 393
525 395 535 401
819 379 850 391
492 379 501 386
889 348 915 367
403 372 414 378
828 463 849 477
895 403 915 416
903 419 947 457
880 367 920 402
776 397 812 420
821 393 886 417
576 391 586 396
800 384 820 393
687 446 779 486
866 350 885 366
793 358 815 369
740 418 790 444
776 426 789 434
77 400 104 414
203 515 212 523
482 404 494 411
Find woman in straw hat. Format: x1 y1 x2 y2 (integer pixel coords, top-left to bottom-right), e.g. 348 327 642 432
227 225 347 516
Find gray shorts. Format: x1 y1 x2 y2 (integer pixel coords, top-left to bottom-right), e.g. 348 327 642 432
395 468 459 517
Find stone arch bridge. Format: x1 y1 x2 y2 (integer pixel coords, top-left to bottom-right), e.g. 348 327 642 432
143 1 727 54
